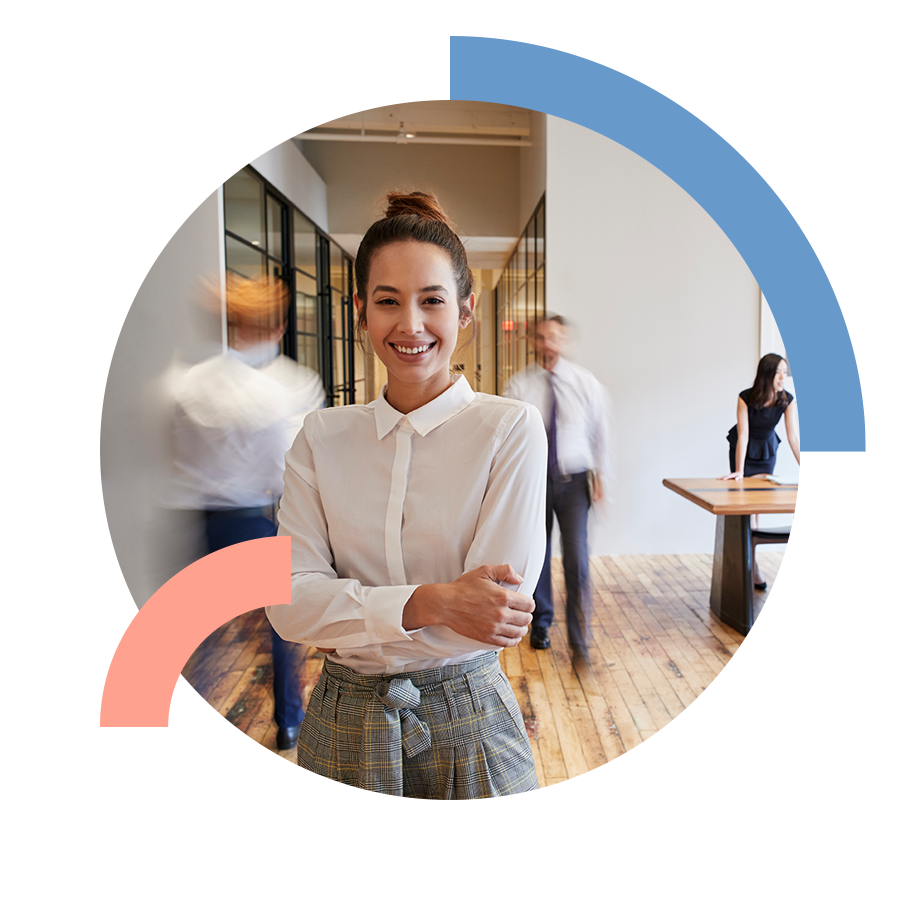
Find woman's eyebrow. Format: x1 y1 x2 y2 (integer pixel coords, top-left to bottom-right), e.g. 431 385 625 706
372 284 449 293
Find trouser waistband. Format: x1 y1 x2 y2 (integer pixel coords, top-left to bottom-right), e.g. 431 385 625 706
204 505 276 519
321 652 499 694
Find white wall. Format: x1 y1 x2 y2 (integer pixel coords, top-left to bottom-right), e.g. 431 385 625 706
546 116 762 554
519 111 547 228
251 141 329 232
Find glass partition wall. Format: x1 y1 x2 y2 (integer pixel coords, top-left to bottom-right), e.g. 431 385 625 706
495 196 546 395
223 166 359 407
328 248 362 407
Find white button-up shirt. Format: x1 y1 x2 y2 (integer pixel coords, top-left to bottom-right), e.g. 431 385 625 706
168 347 325 509
267 376 547 675
503 357 611 482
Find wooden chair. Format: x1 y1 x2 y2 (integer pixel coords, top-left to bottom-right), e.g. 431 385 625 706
781 550 800 652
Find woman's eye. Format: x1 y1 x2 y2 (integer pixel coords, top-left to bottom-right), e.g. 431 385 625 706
424 297 445 305
375 297 398 305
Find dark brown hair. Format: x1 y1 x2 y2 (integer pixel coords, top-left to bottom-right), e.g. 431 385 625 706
354 191 474 343
747 353 790 409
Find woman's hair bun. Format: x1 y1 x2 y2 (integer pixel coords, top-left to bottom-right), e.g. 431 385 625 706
354 189 473 321
383 190 453 228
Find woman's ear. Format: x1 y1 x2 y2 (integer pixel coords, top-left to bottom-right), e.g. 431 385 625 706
459 293 475 328
353 293 367 331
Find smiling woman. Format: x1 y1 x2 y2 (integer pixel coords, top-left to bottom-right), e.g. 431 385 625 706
266 191 549 799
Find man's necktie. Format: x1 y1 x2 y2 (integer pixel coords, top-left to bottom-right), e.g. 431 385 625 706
547 373 559 477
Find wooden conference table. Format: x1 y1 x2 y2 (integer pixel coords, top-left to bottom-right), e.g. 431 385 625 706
662 477 797 635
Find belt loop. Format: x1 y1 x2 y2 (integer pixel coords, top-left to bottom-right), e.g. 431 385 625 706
464 671 484 714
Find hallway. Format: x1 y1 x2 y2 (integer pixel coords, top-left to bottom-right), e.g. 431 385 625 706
182 551 781 786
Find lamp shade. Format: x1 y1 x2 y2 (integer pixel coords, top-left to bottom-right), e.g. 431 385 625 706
775 100 800 150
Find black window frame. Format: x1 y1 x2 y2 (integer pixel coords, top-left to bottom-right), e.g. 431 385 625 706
495 195 546 394
222 165 357 407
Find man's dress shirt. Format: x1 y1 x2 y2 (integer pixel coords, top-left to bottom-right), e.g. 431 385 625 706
266 376 548 675
503 357 610 483
169 347 325 510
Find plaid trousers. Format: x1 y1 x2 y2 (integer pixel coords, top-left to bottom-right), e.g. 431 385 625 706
296 653 539 799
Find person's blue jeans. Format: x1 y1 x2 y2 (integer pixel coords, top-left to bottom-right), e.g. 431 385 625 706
204 509 304 730
533 471 592 653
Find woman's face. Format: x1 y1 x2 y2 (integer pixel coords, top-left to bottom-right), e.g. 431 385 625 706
355 240 473 407
773 359 788 393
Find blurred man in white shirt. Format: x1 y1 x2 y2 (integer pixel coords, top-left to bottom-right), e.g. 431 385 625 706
170 275 324 749
504 315 611 662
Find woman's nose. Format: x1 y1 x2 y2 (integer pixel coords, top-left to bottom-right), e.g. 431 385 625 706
399 306 424 333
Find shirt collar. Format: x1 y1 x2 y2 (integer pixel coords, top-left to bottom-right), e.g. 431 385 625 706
228 343 280 369
373 375 475 439
547 356 574 384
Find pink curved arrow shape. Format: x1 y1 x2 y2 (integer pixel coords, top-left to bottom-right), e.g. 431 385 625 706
101 535 291 727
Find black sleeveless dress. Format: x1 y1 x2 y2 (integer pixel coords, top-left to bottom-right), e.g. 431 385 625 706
727 388 794 476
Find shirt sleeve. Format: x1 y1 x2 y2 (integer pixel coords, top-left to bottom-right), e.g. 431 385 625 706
590 380 612 483
502 371 524 402
463 402 548 598
266 416 418 649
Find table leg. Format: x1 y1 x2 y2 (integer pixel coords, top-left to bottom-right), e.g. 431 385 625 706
710 514 753 635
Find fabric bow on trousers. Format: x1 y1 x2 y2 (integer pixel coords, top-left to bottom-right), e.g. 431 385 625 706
360 678 432 793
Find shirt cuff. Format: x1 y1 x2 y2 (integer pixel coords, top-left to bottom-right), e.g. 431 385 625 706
363 584 421 643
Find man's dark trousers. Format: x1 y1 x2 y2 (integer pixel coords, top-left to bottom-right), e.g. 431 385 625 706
533 470 592 654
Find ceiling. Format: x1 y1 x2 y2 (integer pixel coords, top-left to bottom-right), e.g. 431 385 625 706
296 100 533 149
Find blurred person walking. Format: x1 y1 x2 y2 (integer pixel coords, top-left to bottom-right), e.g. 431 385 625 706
504 315 611 663
170 274 324 750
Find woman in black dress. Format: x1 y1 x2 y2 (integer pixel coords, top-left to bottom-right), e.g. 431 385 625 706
720 353 800 586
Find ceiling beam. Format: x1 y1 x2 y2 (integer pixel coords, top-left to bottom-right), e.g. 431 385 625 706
307 120 530 138
298 133 531 147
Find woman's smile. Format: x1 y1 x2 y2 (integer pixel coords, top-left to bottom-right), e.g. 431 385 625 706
391 341 437 357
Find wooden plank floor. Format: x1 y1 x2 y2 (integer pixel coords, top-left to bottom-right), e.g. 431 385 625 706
182 552 783 780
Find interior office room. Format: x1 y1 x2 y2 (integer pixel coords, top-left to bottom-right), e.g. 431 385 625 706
101 100 798 786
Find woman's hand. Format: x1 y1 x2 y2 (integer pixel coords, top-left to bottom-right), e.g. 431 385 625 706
728 397 750 482
404 565 535 648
